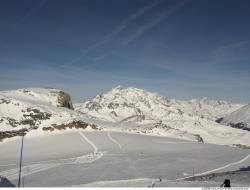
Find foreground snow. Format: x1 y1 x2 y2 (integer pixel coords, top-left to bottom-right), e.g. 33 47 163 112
77 178 249 187
0 131 249 187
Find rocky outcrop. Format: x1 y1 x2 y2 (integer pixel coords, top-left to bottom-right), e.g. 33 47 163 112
0 88 89 141
194 134 204 143
3 108 51 129
42 121 98 131
0 176 15 187
57 91 74 110
0 129 28 142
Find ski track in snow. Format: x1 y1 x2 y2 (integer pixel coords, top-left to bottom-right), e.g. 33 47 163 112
78 131 99 153
1 131 249 183
0 163 17 167
107 131 123 151
176 153 250 181
106 131 250 182
0 163 61 180
106 131 142 178
0 131 103 181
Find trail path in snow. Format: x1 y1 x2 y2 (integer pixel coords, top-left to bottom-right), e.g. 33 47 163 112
78 131 99 153
176 153 250 181
107 131 123 151
106 131 141 177
0 163 61 180
106 131 250 182
0 131 103 181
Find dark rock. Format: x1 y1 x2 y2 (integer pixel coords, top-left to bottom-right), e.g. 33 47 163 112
0 176 15 187
6 117 19 128
45 121 99 131
0 98 11 104
194 134 204 143
4 109 52 129
42 127 55 131
0 128 28 142
233 144 250 149
57 91 74 110
110 111 118 117
216 118 223 123
228 122 250 132
86 102 102 111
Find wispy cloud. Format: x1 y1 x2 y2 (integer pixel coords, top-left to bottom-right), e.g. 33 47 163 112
123 0 192 45
213 41 248 52
18 0 47 24
211 41 249 63
61 0 164 68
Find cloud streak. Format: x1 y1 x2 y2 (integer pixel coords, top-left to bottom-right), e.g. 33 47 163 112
123 0 192 45
61 0 165 68
18 0 47 24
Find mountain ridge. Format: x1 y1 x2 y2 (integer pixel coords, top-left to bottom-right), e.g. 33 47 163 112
75 86 249 146
0 86 249 147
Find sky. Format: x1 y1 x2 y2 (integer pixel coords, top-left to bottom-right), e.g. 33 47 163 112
0 0 249 102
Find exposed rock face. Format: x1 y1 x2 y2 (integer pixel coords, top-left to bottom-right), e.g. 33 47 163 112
0 129 28 142
42 121 98 131
194 134 204 143
57 91 74 110
232 144 250 149
0 88 92 141
0 176 15 187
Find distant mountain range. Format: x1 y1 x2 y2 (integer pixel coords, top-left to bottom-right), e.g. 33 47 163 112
0 86 249 147
217 104 250 132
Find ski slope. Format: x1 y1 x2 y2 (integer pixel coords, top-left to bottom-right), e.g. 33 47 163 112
0 131 249 187
0 131 103 181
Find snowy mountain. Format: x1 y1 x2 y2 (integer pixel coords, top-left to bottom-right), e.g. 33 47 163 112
76 86 250 146
1 86 249 147
217 104 250 132
75 86 177 122
75 86 242 122
171 97 243 120
0 88 98 141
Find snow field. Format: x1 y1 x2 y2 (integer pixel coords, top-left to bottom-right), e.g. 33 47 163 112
0 131 249 187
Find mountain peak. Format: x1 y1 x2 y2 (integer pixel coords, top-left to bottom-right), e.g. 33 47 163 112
112 85 123 90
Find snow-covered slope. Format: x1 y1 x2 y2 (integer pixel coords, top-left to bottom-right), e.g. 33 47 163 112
1 86 249 147
217 104 250 131
75 86 249 146
75 86 242 122
0 88 74 109
171 97 243 120
0 88 98 141
75 86 177 122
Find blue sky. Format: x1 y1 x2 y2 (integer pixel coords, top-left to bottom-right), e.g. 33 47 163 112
0 0 249 102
